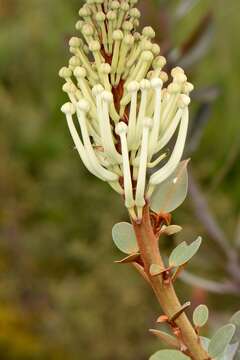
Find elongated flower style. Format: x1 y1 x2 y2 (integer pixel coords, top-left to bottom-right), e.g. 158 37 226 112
60 0 194 220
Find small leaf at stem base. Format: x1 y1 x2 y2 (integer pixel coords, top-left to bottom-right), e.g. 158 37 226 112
161 225 183 236
150 264 165 276
156 315 169 324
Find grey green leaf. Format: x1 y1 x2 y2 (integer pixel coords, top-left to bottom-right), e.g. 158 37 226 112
200 336 239 360
150 160 189 214
193 304 209 328
112 222 139 254
209 324 236 358
230 310 240 344
169 237 202 267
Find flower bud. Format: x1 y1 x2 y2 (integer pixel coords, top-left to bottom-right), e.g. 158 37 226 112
61 102 76 115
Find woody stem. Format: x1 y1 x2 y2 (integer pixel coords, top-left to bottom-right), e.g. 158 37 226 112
132 205 210 360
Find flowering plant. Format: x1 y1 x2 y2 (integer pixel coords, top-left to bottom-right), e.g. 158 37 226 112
59 1 240 359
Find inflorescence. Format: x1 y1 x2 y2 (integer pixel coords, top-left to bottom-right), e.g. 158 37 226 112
59 0 194 220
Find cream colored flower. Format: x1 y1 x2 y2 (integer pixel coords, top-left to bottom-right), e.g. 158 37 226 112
60 0 193 220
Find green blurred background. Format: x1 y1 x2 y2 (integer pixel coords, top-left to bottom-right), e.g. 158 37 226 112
0 0 240 359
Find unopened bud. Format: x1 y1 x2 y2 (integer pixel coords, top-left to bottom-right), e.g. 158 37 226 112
61 102 76 115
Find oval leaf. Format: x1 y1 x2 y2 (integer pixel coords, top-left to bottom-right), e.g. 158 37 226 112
149 349 190 360
150 160 189 214
112 222 139 254
230 310 240 344
209 324 236 358
169 241 187 267
169 237 202 267
193 304 209 328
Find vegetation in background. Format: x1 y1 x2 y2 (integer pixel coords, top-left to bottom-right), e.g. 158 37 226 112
0 0 240 359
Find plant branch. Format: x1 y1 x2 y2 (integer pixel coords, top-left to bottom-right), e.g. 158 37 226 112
132 206 210 360
188 171 240 285
180 271 240 295
209 139 240 192
235 215 240 249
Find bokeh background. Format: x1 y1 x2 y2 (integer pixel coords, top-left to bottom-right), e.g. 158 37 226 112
0 0 240 359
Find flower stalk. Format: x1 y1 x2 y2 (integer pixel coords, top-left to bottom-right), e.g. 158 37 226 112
132 206 210 360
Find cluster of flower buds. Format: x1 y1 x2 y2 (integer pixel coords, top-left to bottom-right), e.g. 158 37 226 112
60 0 194 220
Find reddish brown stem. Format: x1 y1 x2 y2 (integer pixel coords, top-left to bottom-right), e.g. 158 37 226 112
132 206 210 360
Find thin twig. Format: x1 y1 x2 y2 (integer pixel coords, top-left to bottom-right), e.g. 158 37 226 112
209 139 240 191
180 271 240 295
188 171 240 284
235 215 240 249
175 0 201 20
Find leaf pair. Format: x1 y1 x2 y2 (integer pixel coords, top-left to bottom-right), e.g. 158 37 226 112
112 223 183 255
112 223 202 274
